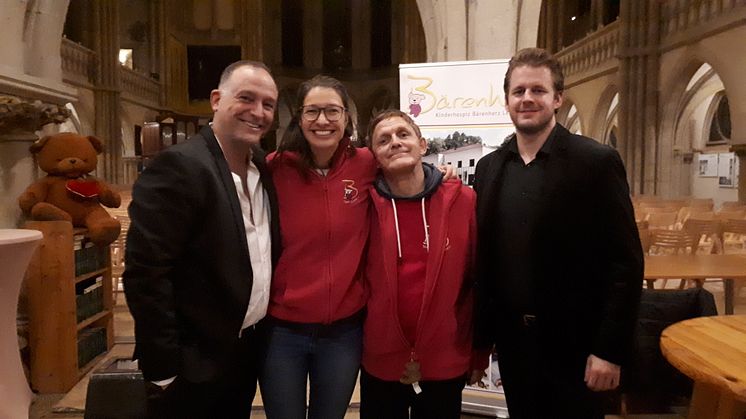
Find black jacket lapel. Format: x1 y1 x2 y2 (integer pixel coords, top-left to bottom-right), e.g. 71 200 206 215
200 125 252 266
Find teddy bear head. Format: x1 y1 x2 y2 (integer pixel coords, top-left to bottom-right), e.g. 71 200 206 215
408 91 425 105
30 132 103 179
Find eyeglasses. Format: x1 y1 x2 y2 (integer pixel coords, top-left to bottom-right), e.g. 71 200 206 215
300 105 346 122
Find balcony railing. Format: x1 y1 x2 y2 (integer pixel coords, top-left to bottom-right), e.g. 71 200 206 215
554 21 620 81
61 38 95 86
120 67 160 107
661 0 746 38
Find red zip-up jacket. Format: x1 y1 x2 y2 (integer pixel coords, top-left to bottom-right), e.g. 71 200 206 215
363 179 486 381
267 142 376 324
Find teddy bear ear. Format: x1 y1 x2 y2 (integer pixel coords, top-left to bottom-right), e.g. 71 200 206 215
29 136 51 154
87 136 104 153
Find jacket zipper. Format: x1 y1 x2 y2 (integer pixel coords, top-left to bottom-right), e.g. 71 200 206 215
323 175 333 324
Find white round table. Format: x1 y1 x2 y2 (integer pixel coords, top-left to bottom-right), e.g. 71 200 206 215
0 229 43 419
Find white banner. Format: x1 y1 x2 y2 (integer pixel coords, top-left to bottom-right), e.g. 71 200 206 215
399 59 514 187
399 60 512 127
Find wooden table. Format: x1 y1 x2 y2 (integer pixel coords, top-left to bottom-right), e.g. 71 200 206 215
660 315 746 419
644 254 746 314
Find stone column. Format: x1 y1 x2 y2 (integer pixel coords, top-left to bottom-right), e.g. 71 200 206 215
617 0 660 194
543 1 558 52
262 0 282 67
149 0 168 106
590 0 606 29
351 0 371 69
642 0 660 194
240 0 264 61
399 0 427 64
92 1 122 184
467 1 517 60
303 0 323 70
23 0 70 81
0 0 27 74
556 1 568 50
732 144 746 203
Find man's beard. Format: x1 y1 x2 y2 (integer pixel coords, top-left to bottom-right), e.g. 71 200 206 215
514 116 553 136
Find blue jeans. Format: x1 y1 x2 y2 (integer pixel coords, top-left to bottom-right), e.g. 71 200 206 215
259 313 363 419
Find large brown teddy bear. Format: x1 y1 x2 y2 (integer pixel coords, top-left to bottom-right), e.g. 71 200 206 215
18 132 122 246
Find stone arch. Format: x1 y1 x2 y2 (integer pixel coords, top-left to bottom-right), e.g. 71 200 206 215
415 1 466 61
603 94 620 148
590 85 619 142
557 100 582 135
658 52 729 197
55 103 83 134
415 1 541 61
68 94 96 137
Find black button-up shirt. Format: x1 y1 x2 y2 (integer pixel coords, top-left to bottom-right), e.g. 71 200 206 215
492 130 556 315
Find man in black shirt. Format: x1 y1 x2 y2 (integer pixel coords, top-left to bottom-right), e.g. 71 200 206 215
473 48 643 418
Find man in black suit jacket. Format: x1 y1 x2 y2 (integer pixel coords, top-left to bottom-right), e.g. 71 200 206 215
124 61 281 418
473 48 643 418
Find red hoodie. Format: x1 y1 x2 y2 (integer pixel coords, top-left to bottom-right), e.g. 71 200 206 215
267 142 376 324
363 179 487 381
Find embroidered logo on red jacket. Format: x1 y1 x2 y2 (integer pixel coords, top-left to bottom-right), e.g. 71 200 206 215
342 180 358 203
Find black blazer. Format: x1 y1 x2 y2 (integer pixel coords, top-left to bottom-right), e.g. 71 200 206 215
124 125 281 382
473 124 643 367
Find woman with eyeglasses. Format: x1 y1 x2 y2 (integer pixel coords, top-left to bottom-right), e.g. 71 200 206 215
259 75 376 419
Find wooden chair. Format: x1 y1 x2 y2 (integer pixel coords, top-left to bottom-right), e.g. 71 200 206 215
686 198 714 209
632 195 658 205
647 230 699 289
683 218 722 253
682 218 725 288
721 219 746 254
648 230 698 255
716 209 746 221
646 211 679 230
111 216 130 304
721 219 746 302
721 201 745 209
676 207 713 228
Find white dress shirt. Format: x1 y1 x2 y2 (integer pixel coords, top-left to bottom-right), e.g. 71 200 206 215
233 160 272 333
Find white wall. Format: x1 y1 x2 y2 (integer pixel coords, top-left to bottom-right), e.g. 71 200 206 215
691 152 740 207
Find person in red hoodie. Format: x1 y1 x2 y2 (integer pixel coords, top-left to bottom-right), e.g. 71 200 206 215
260 75 376 419
361 109 488 418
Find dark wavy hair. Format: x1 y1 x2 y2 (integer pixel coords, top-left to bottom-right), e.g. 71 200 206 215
275 75 356 176
503 48 564 96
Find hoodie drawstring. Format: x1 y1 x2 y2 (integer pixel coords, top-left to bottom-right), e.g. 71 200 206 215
392 198 429 259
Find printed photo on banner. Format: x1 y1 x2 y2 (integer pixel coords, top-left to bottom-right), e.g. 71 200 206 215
420 126 514 186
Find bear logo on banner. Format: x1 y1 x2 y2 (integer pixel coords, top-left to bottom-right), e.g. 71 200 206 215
408 91 425 118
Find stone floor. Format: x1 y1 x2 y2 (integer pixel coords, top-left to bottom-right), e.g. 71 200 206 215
29 281 743 418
